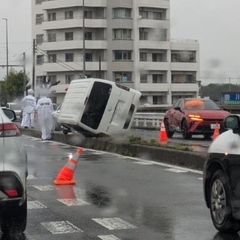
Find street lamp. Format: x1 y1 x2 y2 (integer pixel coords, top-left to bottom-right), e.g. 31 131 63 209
2 18 8 78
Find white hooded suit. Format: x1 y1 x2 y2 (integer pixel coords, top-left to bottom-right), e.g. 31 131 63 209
21 90 36 128
36 96 54 140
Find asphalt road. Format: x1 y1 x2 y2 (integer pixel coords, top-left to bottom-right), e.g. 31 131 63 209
3 135 240 239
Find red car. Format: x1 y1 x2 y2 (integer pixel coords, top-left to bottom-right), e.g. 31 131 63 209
164 98 231 139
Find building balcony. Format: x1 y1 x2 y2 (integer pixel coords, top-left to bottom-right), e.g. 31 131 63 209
138 19 170 29
42 18 107 30
42 0 107 10
42 40 107 51
138 62 170 71
42 61 108 72
138 83 169 92
138 0 170 8
139 40 170 50
171 62 199 71
170 83 199 92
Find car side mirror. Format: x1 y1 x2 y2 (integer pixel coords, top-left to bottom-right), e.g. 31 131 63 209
224 115 240 133
2 108 17 122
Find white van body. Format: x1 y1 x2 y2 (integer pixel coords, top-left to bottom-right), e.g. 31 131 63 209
58 78 141 136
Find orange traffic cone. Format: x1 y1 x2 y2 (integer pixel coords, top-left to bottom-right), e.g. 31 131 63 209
159 120 168 144
54 147 83 185
212 123 220 140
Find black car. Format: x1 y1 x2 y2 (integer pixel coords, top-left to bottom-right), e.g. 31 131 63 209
204 114 240 233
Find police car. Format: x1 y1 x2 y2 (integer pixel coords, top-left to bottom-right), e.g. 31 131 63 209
204 114 240 232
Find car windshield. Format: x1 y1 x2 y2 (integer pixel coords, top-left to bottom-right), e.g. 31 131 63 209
184 99 221 110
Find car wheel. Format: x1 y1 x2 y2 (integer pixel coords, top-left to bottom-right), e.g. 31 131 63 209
181 119 192 139
210 170 240 233
1 198 27 234
164 119 174 138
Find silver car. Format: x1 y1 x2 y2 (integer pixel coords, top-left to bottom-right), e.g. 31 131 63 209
0 108 27 233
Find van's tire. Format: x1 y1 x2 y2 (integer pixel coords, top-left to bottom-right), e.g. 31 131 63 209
1 199 27 234
209 170 240 233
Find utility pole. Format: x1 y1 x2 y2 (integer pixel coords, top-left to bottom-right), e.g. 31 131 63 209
32 39 36 91
23 52 26 96
82 0 85 75
2 18 8 78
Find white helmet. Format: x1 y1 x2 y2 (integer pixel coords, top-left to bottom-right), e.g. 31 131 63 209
28 89 34 95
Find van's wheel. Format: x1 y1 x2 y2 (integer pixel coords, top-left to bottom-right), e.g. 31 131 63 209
209 170 240 232
1 198 27 234
63 129 69 135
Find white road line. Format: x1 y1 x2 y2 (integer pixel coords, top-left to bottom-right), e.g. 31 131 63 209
28 200 47 209
57 198 90 207
98 235 121 240
33 185 55 191
165 168 188 173
41 221 83 234
92 218 137 230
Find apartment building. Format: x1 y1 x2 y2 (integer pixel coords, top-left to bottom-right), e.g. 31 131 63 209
32 0 200 106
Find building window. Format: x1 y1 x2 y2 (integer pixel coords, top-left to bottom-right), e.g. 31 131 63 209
139 28 148 40
152 53 162 62
36 34 44 45
48 13 56 21
36 14 44 25
140 52 147 61
48 54 57 63
65 75 74 84
65 32 73 41
36 76 44 85
113 29 131 39
153 96 163 105
35 0 42 4
84 11 92 19
152 74 163 83
48 75 57 85
85 53 93 62
85 32 92 40
113 8 131 18
48 33 56 42
65 11 73 19
65 53 74 62
140 74 148 83
139 10 148 19
114 72 132 82
36 55 44 65
153 12 162 20
114 51 131 60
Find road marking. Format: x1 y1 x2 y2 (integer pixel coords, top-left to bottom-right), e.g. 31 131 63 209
134 161 154 165
57 198 90 207
165 168 188 173
27 174 37 179
198 177 203 180
41 221 83 234
33 185 55 191
98 235 121 240
28 200 47 209
92 218 137 230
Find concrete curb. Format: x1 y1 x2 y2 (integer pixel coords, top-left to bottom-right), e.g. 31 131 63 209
21 128 206 171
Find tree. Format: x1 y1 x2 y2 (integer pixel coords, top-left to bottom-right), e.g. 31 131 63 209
1 69 30 105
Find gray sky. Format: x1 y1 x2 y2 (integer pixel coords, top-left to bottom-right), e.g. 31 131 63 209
1 0 240 85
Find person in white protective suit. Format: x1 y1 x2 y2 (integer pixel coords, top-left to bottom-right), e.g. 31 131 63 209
35 91 54 140
21 89 36 129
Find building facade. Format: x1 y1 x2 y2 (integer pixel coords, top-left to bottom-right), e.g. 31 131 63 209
32 0 200 106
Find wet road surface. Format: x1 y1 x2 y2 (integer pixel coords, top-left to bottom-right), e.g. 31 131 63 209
2 135 240 239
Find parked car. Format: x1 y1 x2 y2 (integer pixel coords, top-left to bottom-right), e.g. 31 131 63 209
5 102 22 121
203 114 240 233
164 98 231 139
0 107 27 233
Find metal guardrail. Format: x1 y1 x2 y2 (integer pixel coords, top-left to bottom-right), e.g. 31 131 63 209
133 112 164 129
